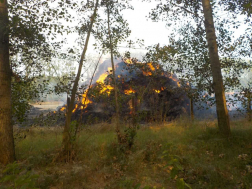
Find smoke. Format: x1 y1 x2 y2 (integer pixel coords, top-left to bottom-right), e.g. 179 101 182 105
193 92 248 120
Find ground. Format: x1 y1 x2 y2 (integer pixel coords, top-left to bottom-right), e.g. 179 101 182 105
1 118 252 189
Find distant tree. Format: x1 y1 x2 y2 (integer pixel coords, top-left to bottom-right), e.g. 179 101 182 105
8 0 75 123
147 0 252 136
61 0 99 162
91 0 133 144
0 0 76 164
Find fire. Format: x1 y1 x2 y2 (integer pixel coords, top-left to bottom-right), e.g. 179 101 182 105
169 75 181 87
143 71 152 76
154 87 165 93
177 81 181 87
72 104 78 113
124 87 135 95
125 59 133 64
96 67 112 84
97 73 108 83
142 62 158 76
108 67 112 73
60 107 66 111
81 91 93 109
148 63 155 71
100 85 114 94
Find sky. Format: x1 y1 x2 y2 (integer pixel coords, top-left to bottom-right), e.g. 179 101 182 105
63 0 171 57
61 0 248 59
51 0 251 85
53 0 172 81
41 0 251 105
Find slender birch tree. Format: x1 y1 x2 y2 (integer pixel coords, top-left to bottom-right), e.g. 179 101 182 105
147 0 252 136
61 0 99 162
105 0 121 140
201 0 230 135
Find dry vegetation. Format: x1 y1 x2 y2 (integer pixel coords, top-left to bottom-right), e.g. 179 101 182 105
1 118 252 189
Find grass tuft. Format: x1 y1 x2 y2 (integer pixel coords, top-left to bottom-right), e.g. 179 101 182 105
1 119 252 188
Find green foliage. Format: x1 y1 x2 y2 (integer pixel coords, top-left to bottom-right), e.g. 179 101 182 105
70 120 78 142
119 179 165 189
91 0 133 56
176 178 192 189
10 120 252 188
162 143 191 189
0 162 39 189
124 125 138 150
146 0 252 109
11 77 38 123
5 0 76 124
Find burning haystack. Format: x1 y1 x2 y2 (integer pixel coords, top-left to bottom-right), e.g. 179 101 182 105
61 59 189 123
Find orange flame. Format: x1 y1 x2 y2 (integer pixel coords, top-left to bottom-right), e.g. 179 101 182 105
124 87 135 95
125 59 133 64
97 73 108 83
100 85 114 94
169 75 181 87
72 104 78 113
142 63 158 76
60 107 66 111
148 63 155 71
143 71 152 76
96 67 112 84
81 91 93 109
177 81 181 87
155 87 166 93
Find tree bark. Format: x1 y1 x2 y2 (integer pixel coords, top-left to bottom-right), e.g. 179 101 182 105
106 2 121 140
0 0 15 165
246 90 251 122
190 97 194 121
62 0 99 161
248 94 251 122
201 0 230 136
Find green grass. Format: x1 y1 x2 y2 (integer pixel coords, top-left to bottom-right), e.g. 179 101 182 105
1 118 252 189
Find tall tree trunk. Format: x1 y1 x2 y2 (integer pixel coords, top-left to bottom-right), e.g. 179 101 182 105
0 0 15 165
106 3 121 140
248 95 251 122
190 97 194 121
62 0 99 161
246 90 251 122
201 0 230 136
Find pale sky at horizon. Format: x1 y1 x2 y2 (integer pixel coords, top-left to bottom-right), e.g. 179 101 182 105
61 0 248 59
51 0 251 84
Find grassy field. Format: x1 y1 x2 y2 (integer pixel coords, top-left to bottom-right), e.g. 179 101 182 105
1 118 252 189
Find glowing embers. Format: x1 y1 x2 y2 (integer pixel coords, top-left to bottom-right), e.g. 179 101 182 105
168 75 181 87
72 104 78 113
124 87 136 95
99 85 114 94
60 106 66 111
96 67 114 95
142 62 160 76
96 67 112 84
154 87 165 93
81 91 93 109
148 62 156 71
